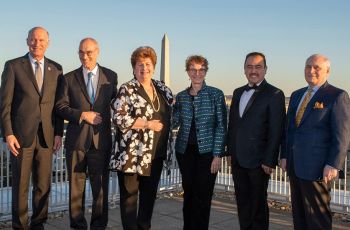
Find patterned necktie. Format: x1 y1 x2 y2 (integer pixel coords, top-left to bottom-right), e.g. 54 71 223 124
295 87 313 126
35 61 43 92
87 72 94 103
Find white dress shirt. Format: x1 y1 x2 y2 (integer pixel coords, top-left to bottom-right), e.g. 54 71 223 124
28 53 44 81
239 81 263 117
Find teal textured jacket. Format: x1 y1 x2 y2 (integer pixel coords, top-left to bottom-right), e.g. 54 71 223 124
173 82 227 156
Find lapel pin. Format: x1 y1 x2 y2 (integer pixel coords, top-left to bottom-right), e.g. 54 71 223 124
48 66 51 71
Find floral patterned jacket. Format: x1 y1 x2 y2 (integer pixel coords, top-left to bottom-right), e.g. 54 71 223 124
109 78 173 176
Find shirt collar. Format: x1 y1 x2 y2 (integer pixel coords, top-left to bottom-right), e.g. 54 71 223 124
28 53 44 65
248 79 264 87
83 64 99 76
308 85 320 93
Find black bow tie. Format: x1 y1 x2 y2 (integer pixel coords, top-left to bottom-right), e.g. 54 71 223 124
244 84 258 91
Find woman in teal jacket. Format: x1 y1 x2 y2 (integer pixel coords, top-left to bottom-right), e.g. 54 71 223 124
173 55 227 230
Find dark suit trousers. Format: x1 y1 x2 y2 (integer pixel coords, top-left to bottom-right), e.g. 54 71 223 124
11 128 52 230
232 164 270 230
117 157 163 230
289 175 332 230
66 148 110 230
176 144 217 230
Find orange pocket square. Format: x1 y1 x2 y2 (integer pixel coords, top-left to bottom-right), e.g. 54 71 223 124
313 102 324 109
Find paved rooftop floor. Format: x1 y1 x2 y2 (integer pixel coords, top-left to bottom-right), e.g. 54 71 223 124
2 194 350 229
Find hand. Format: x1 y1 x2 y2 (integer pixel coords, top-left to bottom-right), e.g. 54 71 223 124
81 111 102 125
6 135 20 156
211 156 221 174
147 120 163 132
261 164 274 175
53 136 62 153
323 165 338 184
279 158 287 172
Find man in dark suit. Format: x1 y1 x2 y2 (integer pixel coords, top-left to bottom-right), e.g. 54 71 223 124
0 26 64 229
55 38 117 230
280 54 350 230
227 52 286 230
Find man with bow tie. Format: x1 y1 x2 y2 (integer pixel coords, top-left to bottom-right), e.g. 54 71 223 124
280 54 350 230
227 52 286 230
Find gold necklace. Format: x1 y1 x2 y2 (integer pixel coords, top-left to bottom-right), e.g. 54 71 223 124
150 82 160 112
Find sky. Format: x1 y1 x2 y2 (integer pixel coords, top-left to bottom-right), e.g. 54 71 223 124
1 0 350 96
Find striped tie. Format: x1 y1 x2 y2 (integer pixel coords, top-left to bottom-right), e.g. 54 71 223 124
295 87 313 126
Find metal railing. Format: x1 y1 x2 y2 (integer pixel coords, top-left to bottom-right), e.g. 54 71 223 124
1 140 349 221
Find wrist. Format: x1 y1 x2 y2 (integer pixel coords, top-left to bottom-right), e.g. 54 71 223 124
143 120 148 129
79 112 86 124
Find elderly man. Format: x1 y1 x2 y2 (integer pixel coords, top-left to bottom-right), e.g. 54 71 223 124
55 38 118 230
0 26 63 229
280 54 350 230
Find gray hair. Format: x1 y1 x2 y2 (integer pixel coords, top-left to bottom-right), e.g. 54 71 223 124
27 27 49 39
79 37 99 49
306 54 331 70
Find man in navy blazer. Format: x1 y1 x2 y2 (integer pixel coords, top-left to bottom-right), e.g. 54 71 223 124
280 54 350 230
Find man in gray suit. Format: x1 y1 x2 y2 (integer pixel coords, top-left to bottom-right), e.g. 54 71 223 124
55 38 118 230
281 54 350 230
0 27 64 229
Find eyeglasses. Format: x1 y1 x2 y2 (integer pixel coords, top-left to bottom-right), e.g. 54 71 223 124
245 65 264 70
78 49 96 57
188 68 207 74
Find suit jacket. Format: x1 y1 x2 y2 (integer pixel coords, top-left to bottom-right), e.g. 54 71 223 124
55 65 118 151
0 53 64 148
281 82 350 180
227 80 286 168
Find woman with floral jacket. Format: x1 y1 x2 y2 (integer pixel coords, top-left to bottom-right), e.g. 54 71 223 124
109 46 173 230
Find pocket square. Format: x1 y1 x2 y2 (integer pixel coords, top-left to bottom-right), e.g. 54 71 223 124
313 101 324 109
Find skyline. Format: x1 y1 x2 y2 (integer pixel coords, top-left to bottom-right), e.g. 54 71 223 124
1 0 350 96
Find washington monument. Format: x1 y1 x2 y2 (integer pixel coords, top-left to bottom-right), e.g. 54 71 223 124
160 34 170 87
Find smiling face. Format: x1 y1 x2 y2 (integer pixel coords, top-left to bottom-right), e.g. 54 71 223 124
27 27 49 60
244 55 267 85
304 55 330 87
187 62 207 86
133 57 155 83
78 38 99 71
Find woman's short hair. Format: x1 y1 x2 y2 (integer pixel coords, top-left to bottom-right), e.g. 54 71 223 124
131 46 157 69
185 55 209 71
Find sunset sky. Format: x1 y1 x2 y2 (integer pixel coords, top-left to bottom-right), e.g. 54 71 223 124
1 0 349 96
